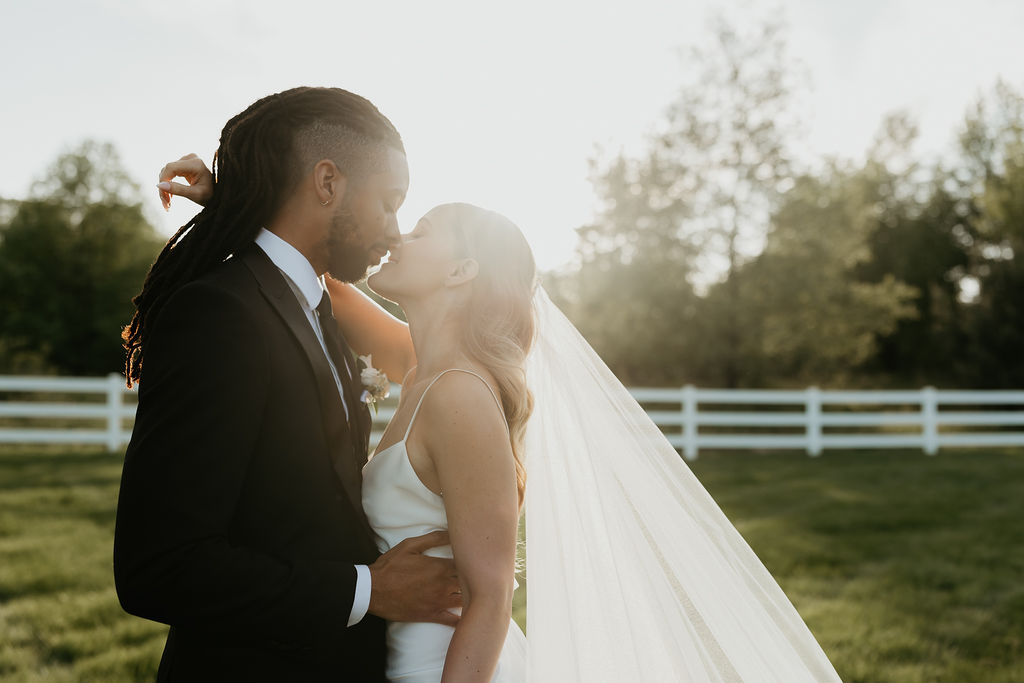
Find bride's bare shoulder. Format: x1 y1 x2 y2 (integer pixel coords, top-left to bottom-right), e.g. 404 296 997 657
416 368 508 450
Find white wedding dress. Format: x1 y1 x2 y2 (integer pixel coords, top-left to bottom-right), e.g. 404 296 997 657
361 290 841 682
361 368 528 683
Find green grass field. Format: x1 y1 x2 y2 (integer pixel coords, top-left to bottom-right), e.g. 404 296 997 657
1 446 1021 682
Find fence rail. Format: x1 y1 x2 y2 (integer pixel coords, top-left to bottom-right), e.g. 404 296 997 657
2 375 1023 458
0 374 134 450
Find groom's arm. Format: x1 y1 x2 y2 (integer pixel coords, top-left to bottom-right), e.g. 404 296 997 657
113 280 362 647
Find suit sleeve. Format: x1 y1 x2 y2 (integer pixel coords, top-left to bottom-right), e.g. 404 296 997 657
113 280 358 648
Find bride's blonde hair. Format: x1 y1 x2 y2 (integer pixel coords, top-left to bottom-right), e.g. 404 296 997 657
444 203 536 507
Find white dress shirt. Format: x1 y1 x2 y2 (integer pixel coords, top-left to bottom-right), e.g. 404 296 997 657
254 229 372 628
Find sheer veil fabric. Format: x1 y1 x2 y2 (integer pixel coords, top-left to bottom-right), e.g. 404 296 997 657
522 287 841 682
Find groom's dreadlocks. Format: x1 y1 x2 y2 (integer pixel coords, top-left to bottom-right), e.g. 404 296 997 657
122 87 404 386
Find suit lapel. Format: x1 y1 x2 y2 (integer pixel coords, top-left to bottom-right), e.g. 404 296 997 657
239 246 367 516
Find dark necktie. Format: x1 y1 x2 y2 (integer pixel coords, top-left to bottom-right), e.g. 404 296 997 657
316 291 363 446
316 291 353 379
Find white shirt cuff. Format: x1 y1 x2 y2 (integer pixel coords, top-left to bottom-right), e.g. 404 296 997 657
348 564 372 627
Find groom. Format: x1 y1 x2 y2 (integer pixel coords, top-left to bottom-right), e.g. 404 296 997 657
114 87 459 682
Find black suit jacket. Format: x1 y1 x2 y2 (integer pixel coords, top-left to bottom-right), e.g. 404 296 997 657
114 245 386 682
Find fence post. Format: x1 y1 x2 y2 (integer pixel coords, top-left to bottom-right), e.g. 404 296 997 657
806 386 822 456
107 373 124 452
922 386 938 455
682 384 698 461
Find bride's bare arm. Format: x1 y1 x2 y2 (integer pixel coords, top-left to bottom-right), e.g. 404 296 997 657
323 278 415 382
417 373 519 683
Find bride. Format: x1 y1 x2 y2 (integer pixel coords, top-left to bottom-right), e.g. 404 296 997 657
331 201 841 683
158 182 841 681
336 202 533 681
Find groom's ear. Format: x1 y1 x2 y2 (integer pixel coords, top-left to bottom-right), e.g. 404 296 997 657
446 259 479 287
313 159 349 206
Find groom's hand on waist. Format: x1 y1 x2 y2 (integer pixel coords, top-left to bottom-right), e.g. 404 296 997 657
367 530 462 627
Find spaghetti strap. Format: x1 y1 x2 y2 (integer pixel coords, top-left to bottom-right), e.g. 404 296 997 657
402 368 507 441
399 365 418 387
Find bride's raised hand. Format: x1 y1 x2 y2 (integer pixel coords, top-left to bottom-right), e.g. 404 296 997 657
156 153 214 210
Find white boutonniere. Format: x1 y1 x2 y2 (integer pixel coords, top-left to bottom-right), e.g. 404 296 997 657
357 354 390 414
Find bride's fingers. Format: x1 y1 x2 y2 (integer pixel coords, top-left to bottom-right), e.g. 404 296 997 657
156 180 204 202
158 156 207 183
156 155 214 209
158 186 172 211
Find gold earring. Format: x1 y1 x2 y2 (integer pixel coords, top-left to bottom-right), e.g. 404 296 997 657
321 198 331 206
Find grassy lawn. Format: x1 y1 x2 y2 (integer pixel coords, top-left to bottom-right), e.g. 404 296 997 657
0 447 164 682
1 446 1022 681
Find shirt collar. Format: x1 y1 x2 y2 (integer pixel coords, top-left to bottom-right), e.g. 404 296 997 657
254 228 325 311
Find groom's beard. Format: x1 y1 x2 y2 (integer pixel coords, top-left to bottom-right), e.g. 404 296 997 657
325 203 373 283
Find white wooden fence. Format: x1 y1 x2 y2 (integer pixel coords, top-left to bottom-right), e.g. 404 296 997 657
0 374 136 451
2 375 1024 459
632 386 1024 460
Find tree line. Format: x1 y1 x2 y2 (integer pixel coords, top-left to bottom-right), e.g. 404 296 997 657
1 18 1021 388
0 142 163 376
547 18 1024 389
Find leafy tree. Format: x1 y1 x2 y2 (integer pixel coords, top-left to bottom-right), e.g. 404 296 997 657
840 114 973 385
545 150 702 386
733 163 919 386
553 20 1024 390
30 140 141 210
653 14 800 386
552 12 799 386
546 257 701 387
0 141 163 375
957 82 1024 386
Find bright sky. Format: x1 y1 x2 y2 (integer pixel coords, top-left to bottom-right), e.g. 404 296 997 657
2 0 1023 270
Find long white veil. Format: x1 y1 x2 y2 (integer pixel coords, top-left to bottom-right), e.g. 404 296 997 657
522 287 841 682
